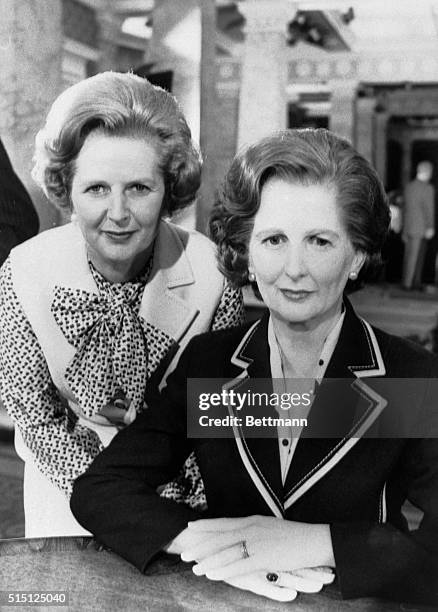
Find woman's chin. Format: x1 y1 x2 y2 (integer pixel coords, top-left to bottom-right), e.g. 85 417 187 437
272 305 316 327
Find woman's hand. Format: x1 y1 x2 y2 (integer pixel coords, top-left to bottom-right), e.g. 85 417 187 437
224 571 298 602
167 519 335 602
164 526 209 556
224 567 334 601
181 516 335 581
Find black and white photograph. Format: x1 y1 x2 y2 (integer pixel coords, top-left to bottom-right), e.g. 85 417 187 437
1 1 438 610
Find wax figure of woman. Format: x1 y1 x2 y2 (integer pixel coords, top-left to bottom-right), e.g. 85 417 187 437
71 129 438 604
0 72 243 538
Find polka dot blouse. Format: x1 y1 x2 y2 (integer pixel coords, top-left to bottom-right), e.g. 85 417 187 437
0 256 244 499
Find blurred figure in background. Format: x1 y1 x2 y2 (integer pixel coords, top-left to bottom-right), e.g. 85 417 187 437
402 161 435 290
0 138 39 266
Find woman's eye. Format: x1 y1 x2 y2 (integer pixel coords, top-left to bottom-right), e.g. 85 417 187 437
263 234 286 247
86 184 107 195
129 184 151 194
309 236 331 248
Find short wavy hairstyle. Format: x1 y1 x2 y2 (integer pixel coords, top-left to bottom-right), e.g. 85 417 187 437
33 71 202 215
209 128 390 290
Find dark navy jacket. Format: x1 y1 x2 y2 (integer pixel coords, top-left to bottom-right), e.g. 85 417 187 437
71 300 438 604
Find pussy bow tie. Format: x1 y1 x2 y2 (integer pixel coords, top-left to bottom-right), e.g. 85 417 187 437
51 283 148 423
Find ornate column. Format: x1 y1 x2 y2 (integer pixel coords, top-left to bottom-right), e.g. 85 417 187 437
0 0 63 230
196 0 219 233
330 80 356 144
237 0 297 149
149 0 201 146
148 0 202 230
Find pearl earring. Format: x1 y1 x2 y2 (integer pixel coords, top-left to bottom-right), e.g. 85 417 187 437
248 272 256 283
71 212 77 223
349 271 358 280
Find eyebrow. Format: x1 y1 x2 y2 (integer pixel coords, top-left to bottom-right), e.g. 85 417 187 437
78 176 158 185
254 228 340 239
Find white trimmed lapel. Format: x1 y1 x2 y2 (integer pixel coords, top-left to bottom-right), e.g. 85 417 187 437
224 307 389 516
283 377 387 511
229 319 260 370
138 220 200 344
282 303 388 510
348 317 386 378
225 317 285 517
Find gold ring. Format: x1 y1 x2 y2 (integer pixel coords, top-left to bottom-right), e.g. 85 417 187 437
240 540 250 559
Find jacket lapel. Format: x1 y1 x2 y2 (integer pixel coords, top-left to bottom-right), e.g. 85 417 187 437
224 315 285 517
225 302 388 515
138 220 200 343
283 299 387 510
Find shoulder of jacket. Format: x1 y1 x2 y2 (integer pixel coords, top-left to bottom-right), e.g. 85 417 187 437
372 324 438 375
12 223 76 256
164 219 215 245
188 319 258 350
162 219 217 260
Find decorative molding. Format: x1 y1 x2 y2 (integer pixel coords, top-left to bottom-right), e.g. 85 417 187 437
289 56 358 81
218 59 240 80
288 54 438 84
216 81 240 97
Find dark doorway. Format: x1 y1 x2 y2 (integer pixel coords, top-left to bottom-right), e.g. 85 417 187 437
386 139 403 192
133 66 173 92
411 140 438 284
288 103 328 129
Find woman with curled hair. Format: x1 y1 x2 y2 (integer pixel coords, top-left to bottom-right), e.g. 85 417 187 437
0 71 244 538
72 129 438 604
210 127 389 289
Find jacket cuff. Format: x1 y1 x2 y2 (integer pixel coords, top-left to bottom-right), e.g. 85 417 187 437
140 504 202 573
330 521 438 603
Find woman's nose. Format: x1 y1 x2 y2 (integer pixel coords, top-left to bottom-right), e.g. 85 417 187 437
107 192 130 223
284 244 307 278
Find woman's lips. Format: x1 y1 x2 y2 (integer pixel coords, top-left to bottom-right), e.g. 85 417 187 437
280 289 314 301
103 230 135 242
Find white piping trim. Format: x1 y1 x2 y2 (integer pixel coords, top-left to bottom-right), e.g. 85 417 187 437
233 432 283 518
223 376 283 518
229 320 260 369
380 482 387 523
352 319 386 378
284 378 387 510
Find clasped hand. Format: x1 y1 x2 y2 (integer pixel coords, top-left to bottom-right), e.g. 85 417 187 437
167 515 335 602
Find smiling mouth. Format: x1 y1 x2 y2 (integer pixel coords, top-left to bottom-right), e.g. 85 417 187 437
104 230 135 240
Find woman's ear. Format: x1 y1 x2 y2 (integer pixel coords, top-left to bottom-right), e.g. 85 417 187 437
351 250 367 276
248 251 255 274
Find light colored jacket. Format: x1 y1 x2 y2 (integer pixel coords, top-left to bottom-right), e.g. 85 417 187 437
10 219 226 426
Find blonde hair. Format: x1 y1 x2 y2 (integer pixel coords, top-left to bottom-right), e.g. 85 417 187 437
33 71 202 214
